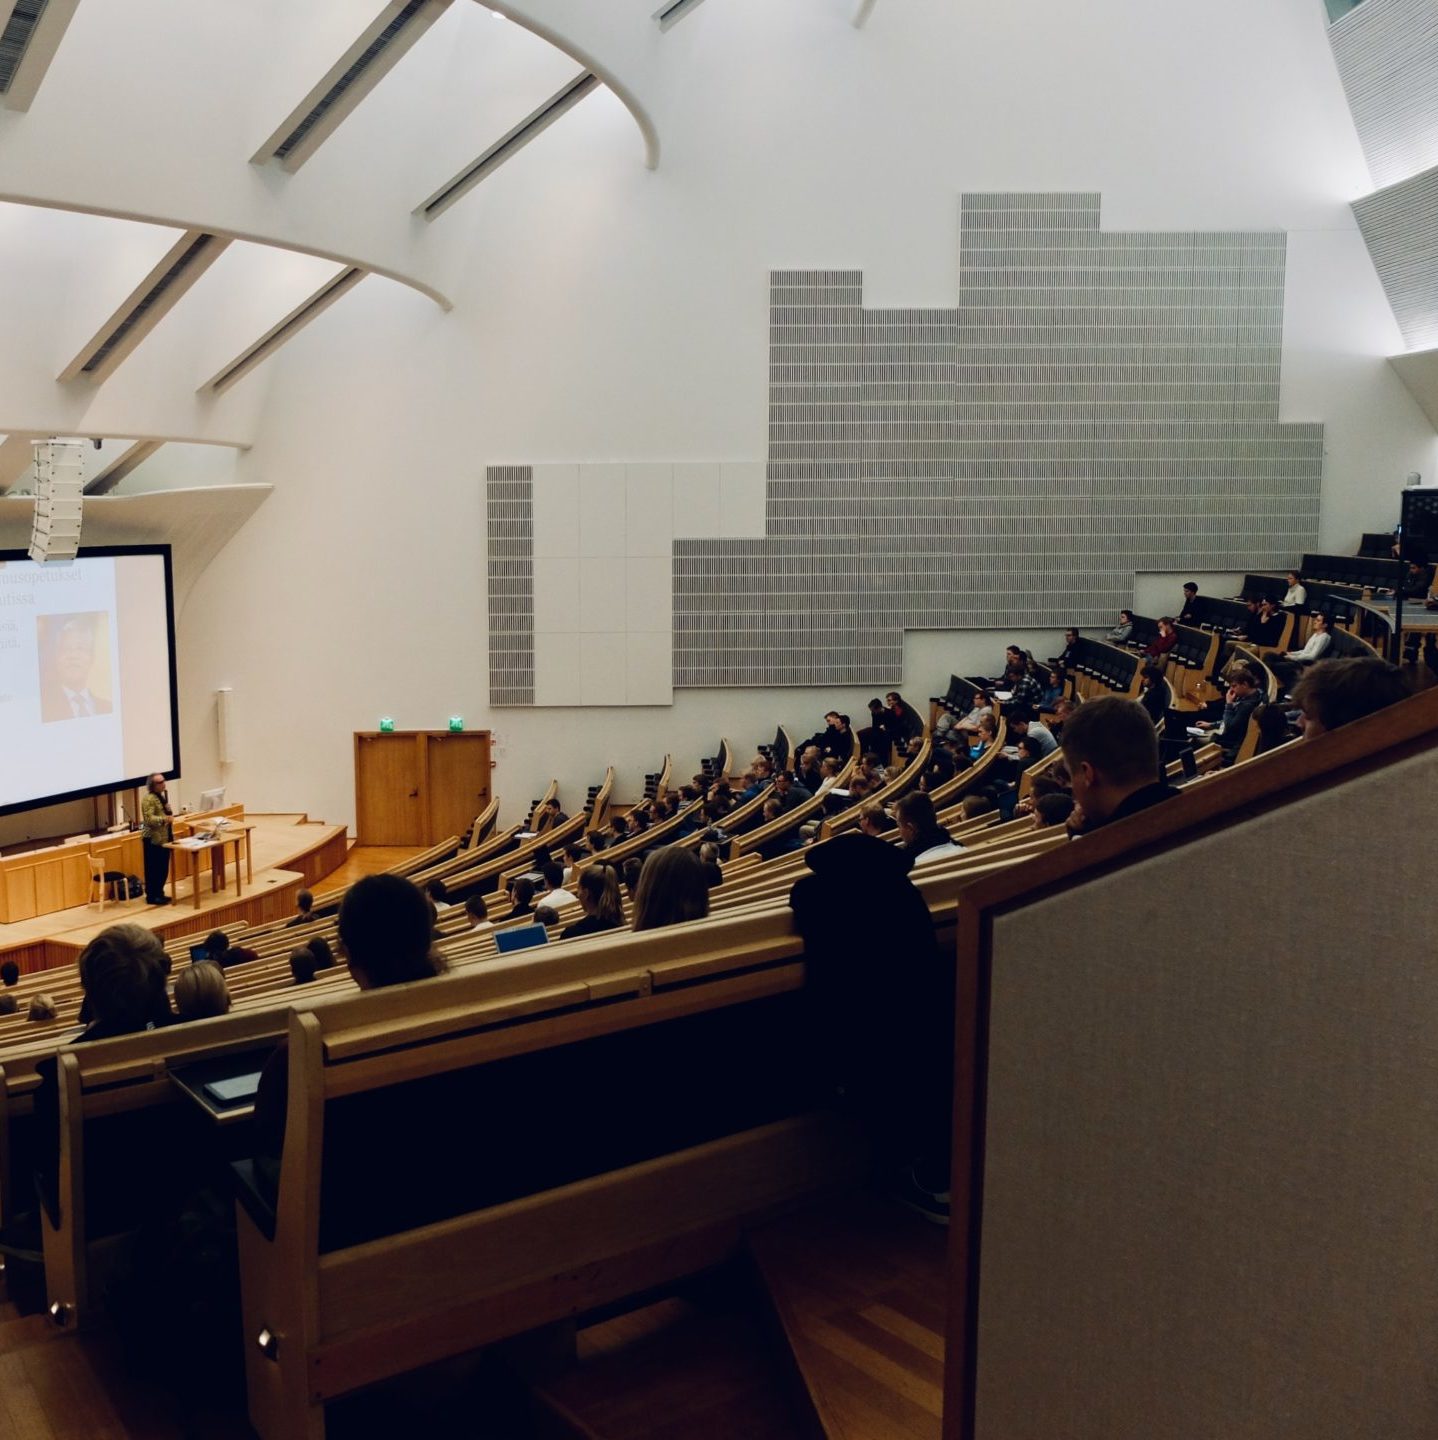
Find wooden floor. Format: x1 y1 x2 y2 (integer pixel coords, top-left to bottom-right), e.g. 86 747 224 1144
531 1290 811 1440
312 844 423 897
749 1194 948 1440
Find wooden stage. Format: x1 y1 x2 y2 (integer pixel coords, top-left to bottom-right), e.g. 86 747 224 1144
0 814 349 975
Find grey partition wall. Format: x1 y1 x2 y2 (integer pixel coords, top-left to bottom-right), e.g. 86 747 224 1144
967 741 1438 1440
487 193 1324 704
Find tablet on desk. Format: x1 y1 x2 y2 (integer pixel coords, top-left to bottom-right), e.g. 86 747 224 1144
993 690 1013 702
189 943 211 964
495 924 548 955
201 1073 261 1106
1186 726 1208 738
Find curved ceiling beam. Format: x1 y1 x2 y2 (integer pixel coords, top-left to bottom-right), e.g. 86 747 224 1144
0 190 452 311
487 1 660 170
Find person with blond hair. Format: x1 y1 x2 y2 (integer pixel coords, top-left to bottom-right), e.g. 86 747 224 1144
174 960 231 1021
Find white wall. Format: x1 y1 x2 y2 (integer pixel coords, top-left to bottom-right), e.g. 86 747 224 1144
141 0 1438 828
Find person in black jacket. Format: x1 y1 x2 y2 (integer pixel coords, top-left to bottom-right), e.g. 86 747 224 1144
789 833 954 1223
561 864 625 939
1061 695 1179 833
884 692 923 744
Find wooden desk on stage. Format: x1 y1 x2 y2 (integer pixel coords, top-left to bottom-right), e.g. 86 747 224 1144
0 832 143 923
166 825 255 911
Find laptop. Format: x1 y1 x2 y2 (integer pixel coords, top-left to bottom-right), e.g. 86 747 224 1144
494 924 549 955
189 943 212 963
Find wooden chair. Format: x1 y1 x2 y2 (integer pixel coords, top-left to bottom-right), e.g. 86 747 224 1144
86 854 108 912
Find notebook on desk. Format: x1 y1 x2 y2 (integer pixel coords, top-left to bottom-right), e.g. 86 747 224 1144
201 1073 261 1106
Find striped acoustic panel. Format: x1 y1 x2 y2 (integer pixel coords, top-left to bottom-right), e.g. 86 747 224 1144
673 193 1322 688
489 194 1323 702
1328 0 1438 189
485 464 534 706
1352 167 1438 352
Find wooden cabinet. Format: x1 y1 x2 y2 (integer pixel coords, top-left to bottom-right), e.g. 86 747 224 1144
354 731 493 846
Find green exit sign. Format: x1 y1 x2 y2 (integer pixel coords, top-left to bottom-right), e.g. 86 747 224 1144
448 716 464 732
379 717 396 733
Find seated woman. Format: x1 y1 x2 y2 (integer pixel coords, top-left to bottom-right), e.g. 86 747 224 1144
631 846 711 931
969 711 999 760
1282 570 1307 610
1138 661 1171 727
561 864 625 938
174 959 231 1021
1144 617 1178 659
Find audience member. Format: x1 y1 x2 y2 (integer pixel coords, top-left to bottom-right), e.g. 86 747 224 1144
1050 628 1080 672
204 930 258 970
27 993 58 1023
508 876 537 919
1006 655 1044 710
772 769 813 812
1049 693 1080 738
1138 661 1171 727
1033 792 1076 829
1061 695 1178 832
1291 657 1413 738
539 860 578 909
806 711 854 762
1144 618 1178 659
464 892 492 933
894 792 963 866
562 865 626 938
1040 667 1066 711
698 841 724 887
1402 559 1432 598
1107 609 1135 645
534 796 569 831
534 905 560 927
307 936 336 970
1271 612 1331 690
1281 570 1307 608
632 847 710 931
795 744 824 792
858 801 894 838
1178 582 1200 627
285 890 315 928
0 960 18 988
72 925 174 1040
1251 597 1286 647
622 856 644 900
174 960 231 1021
885 692 924 745
426 879 452 911
1192 665 1264 764
0 994 17 1016
1008 707 1057 757
289 947 318 985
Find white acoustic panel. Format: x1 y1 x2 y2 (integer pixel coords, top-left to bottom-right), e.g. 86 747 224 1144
718 461 767 538
673 462 722 537
531 464 580 558
579 631 628 706
626 631 673 706
533 631 580 707
578 558 626 632
577 464 627 557
531 556 579 633
625 557 672 633
625 463 674 556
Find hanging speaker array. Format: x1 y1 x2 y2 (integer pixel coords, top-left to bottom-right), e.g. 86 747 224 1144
28 438 85 563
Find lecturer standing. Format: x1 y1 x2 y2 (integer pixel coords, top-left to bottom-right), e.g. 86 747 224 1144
141 773 174 906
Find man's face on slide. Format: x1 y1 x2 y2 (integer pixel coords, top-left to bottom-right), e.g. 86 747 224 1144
56 623 94 691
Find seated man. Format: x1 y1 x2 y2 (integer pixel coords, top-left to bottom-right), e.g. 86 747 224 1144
1248 597 1286 648
1049 628 1080 672
794 744 824 793
285 890 315 928
1190 665 1263 764
805 711 854 762
1291 656 1412 738
771 769 813 813
1061 695 1179 833
538 860 578 910
1178 582 1201 628
1007 707 1057 757
1402 559 1432 599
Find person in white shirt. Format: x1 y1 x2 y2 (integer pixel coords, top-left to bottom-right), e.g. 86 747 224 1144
425 879 452 911
538 860 578 911
1282 571 1307 609
463 893 492 933
894 792 964 867
1271 611 1331 690
1007 709 1058 757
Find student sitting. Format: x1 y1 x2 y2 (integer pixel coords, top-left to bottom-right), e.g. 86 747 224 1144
1190 665 1264 764
174 959 231 1021
1291 656 1412 738
1107 609 1135 645
1138 661 1171 728
507 876 537 919
562 865 626 938
1007 707 1057 757
631 847 710 930
204 929 258 970
289 947 318 985
1 960 19 988
27 993 58 1023
885 691 924 745
1061 695 1179 833
1249 597 1286 647
894 792 964 866
285 890 315 928
1006 656 1044 711
1050 629 1080 672
307 936 336 970
772 770 813 812
1282 570 1307 609
1032 792 1076 829
858 801 894 838
1144 618 1178 659
534 905 560 928
1178 582 1201 628
464 892 492 933
1270 612 1332 691
538 859 578 910
1039 668 1066 712
697 842 724 888
425 879 452 911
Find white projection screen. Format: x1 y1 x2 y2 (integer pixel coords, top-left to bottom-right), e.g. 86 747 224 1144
0 546 179 816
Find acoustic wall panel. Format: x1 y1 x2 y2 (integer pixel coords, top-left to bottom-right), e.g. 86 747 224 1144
487 194 1324 704
1352 166 1438 352
485 464 534 706
1329 0 1438 188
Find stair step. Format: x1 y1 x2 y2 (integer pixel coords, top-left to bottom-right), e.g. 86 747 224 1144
529 1290 810 1440
748 1192 948 1440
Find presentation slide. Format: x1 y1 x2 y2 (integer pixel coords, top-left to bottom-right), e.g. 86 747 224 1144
0 547 178 815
